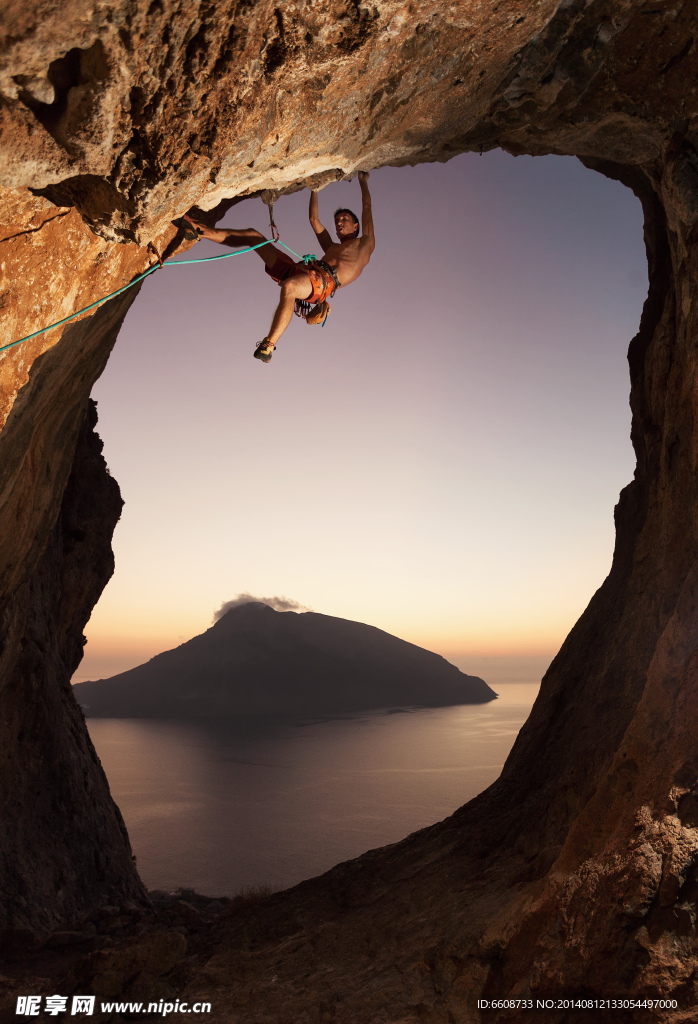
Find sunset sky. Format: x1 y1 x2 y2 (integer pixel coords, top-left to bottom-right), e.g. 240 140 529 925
74 149 646 685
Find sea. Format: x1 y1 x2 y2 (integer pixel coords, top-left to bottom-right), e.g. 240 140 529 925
87 682 540 896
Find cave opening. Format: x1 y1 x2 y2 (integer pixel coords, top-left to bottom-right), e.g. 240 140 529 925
70 151 647 895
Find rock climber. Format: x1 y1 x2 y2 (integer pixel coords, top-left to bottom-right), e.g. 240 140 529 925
177 172 375 363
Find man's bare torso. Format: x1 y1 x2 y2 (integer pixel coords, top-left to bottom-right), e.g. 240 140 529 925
320 237 371 288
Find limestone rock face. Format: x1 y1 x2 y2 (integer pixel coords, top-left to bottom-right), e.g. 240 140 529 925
0 394 147 941
2 0 698 1015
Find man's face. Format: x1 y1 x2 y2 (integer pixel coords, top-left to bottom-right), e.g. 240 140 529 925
334 212 358 240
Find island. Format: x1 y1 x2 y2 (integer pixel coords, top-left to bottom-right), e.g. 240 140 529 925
73 602 496 717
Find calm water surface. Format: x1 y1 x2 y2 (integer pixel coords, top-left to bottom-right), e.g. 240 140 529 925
88 682 539 895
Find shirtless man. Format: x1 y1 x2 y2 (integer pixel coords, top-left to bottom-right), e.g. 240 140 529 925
182 171 375 363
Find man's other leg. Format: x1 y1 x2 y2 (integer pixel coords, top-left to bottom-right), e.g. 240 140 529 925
257 274 313 360
268 274 313 345
183 217 279 270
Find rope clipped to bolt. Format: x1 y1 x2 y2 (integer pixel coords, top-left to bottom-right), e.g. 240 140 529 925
261 189 281 242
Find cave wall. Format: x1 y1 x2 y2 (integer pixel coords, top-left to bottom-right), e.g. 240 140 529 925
0 401 145 943
2 0 698 1014
0 292 146 939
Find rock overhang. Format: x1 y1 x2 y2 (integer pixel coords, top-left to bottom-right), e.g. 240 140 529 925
5 0 691 243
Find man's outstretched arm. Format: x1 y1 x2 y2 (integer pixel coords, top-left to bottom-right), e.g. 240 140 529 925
358 171 375 254
309 190 333 252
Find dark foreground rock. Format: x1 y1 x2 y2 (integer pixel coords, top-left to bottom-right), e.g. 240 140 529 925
0 890 231 1023
0 393 147 938
73 602 495 716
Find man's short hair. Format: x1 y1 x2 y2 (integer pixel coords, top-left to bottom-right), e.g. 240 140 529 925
334 208 360 236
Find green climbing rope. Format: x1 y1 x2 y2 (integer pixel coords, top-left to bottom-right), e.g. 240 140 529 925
0 236 315 356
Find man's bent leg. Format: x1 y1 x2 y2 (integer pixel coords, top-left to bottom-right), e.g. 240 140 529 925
183 217 278 269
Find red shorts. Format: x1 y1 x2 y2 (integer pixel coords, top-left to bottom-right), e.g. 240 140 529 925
265 251 337 304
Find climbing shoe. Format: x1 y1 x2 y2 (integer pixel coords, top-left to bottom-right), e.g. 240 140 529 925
305 301 331 326
173 216 203 241
254 338 274 363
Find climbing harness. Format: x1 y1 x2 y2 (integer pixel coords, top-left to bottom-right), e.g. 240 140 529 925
293 257 338 326
1 205 334 355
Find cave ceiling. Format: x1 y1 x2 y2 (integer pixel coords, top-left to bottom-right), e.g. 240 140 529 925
1 0 695 242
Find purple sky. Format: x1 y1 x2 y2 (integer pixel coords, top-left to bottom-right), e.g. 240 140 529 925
75 150 646 684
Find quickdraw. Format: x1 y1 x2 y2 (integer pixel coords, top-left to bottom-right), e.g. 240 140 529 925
294 300 313 319
147 242 164 268
261 190 280 242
